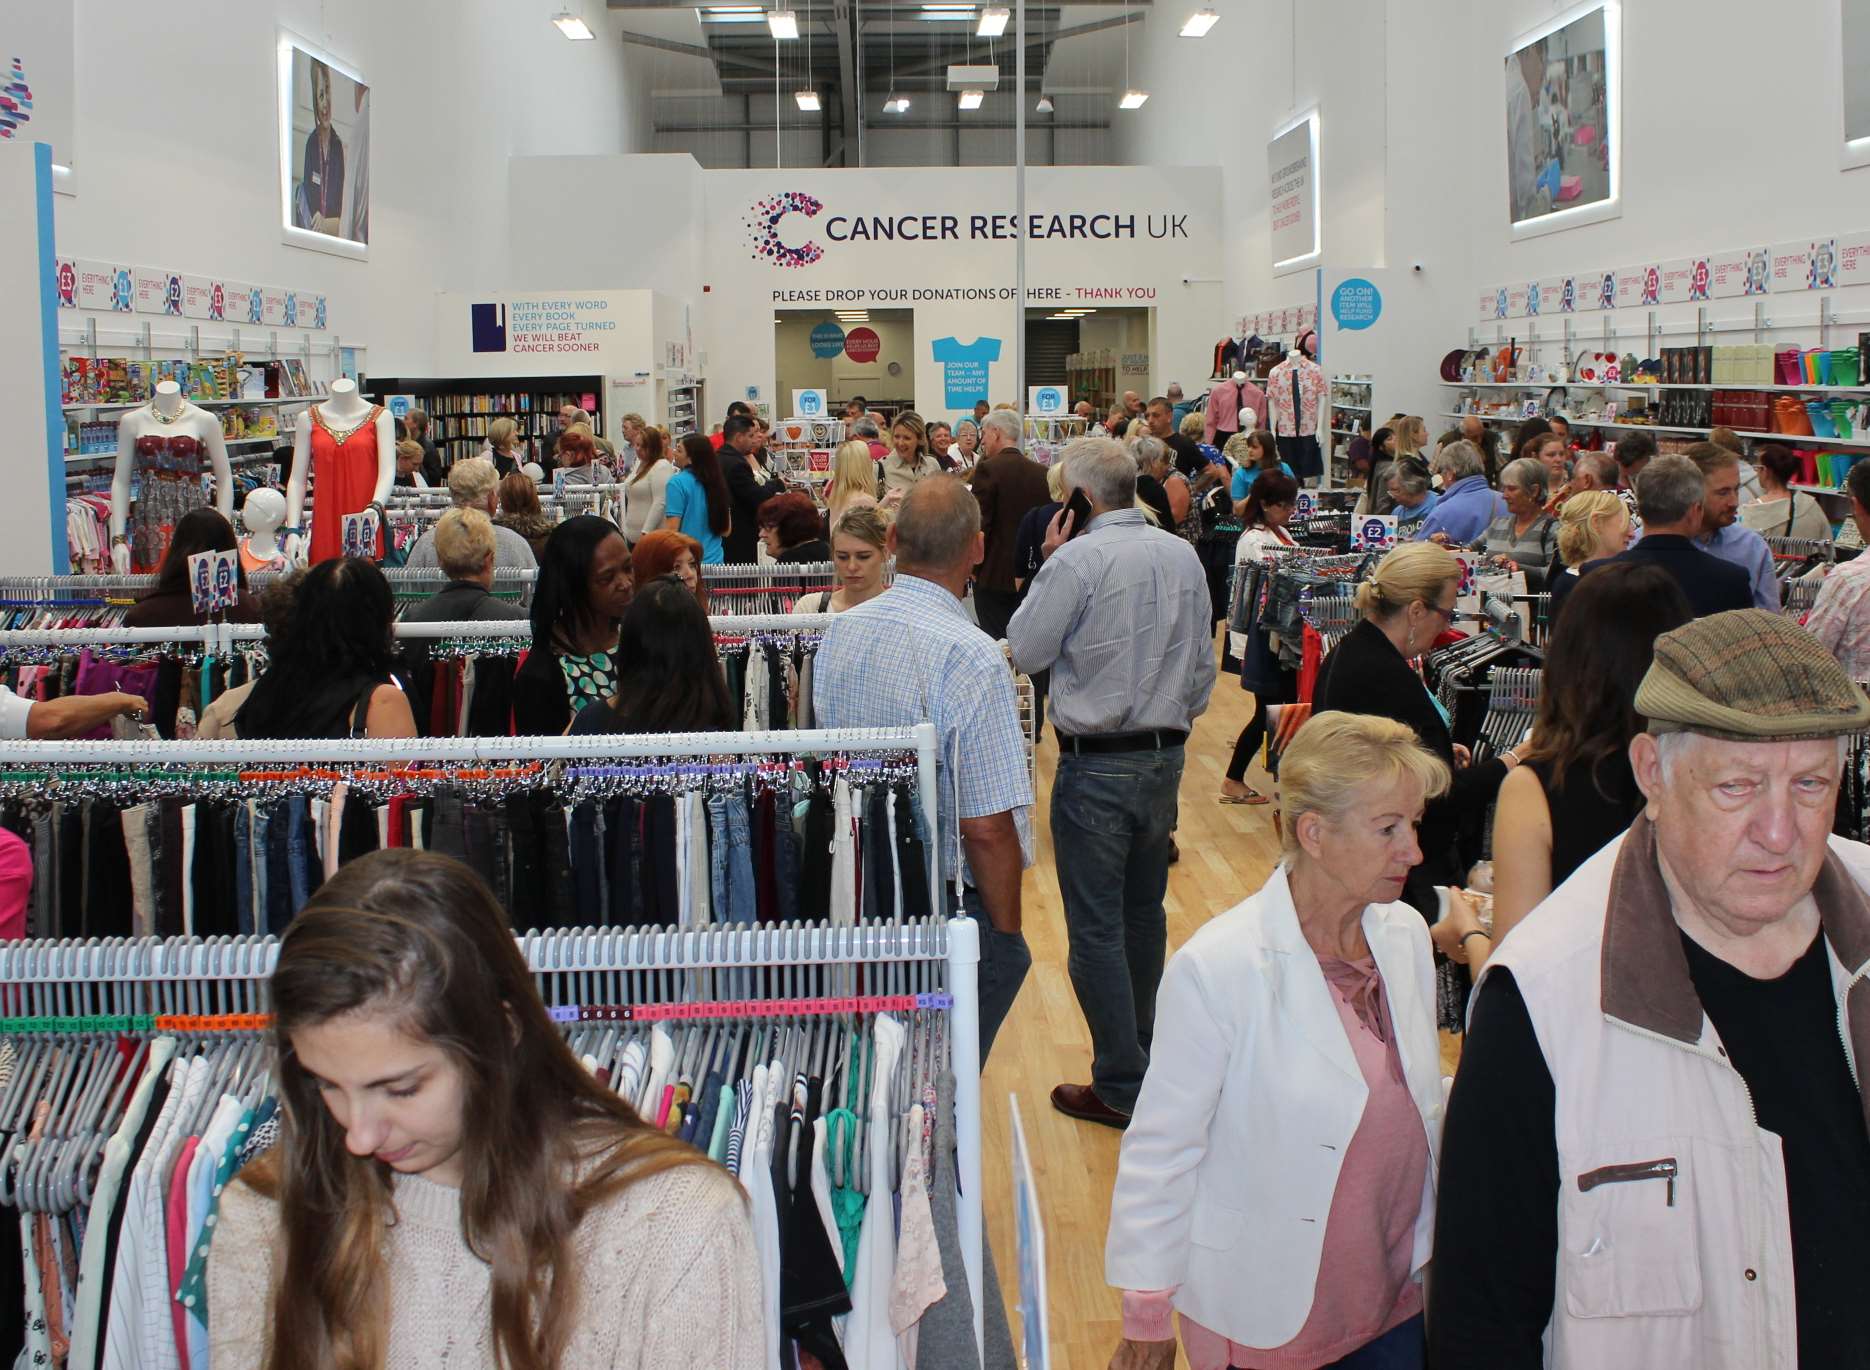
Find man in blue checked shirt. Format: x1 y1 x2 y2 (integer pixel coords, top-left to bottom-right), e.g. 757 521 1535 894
812 477 1034 1062
1009 436 1217 1131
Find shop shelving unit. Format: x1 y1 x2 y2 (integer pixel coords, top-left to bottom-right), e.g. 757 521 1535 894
1327 375 1372 489
362 374 604 466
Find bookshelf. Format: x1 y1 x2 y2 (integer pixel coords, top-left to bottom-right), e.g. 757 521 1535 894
362 374 605 466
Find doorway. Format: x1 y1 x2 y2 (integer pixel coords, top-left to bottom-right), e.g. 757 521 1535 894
774 307 915 421
1024 305 1151 414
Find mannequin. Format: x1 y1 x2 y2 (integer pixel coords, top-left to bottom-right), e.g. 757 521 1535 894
239 487 288 574
110 382 234 574
1267 346 1327 484
283 378 393 565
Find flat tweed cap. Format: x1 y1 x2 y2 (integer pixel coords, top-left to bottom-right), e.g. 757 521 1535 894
1635 608 1870 741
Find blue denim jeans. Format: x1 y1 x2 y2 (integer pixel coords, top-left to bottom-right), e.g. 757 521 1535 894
233 802 254 938
1049 745 1185 1113
707 793 757 924
960 886 1032 1065
1243 1313 1423 1370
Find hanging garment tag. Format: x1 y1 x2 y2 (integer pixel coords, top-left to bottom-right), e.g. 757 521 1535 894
188 549 239 614
340 510 379 560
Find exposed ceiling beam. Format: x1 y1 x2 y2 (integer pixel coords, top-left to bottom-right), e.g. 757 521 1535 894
619 29 777 77
832 0 860 166
655 119 1108 131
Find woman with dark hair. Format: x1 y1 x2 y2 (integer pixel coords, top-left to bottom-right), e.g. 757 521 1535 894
124 507 260 626
233 557 416 738
1437 561 1693 972
207 849 762 1369
1355 426 1398 517
513 515 634 735
665 433 731 565
756 491 830 563
494 470 556 559
570 578 736 736
1222 470 1301 804
1509 414 1552 462
1740 441 1831 540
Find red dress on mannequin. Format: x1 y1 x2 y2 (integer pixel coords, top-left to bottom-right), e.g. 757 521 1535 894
307 404 386 564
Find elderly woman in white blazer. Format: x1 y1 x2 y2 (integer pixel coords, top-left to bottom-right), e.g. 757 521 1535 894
1106 712 1451 1370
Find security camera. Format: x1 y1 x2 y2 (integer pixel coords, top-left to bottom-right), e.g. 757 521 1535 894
1412 263 1424 273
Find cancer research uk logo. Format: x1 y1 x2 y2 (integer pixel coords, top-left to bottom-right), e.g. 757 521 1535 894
0 59 34 140
747 192 826 269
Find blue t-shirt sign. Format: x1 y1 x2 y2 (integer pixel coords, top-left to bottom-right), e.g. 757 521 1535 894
931 336 1001 411
1330 277 1382 331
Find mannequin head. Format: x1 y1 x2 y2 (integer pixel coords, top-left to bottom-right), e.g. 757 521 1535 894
241 489 287 547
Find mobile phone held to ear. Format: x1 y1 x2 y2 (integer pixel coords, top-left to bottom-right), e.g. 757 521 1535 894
1064 487 1094 539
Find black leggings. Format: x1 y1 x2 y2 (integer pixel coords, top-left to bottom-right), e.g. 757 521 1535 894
1227 669 1295 783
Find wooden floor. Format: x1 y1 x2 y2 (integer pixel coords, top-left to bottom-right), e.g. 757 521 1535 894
979 663 1276 1370
978 661 1462 1370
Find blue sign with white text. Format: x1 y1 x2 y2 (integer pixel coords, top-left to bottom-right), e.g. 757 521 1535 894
1331 278 1382 331
931 335 1001 410
810 322 846 358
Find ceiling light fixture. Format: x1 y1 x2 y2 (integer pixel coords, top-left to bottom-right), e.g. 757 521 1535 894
766 8 799 38
1179 8 1220 37
1119 88 1149 109
551 10 596 40
1035 93 1054 113
946 63 999 89
977 6 1009 37
957 88 984 110
795 88 821 111
883 93 911 113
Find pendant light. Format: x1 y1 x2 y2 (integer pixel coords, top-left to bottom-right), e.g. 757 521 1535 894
1117 0 1147 110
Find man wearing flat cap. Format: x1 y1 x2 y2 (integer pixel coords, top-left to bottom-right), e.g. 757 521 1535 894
1430 610 1870 1370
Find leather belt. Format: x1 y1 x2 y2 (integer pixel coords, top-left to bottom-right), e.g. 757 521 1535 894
1056 729 1188 754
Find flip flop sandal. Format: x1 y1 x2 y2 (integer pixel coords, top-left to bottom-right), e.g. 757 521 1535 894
1219 787 1270 805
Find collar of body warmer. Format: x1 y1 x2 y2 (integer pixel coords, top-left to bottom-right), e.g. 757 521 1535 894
1602 813 1870 1046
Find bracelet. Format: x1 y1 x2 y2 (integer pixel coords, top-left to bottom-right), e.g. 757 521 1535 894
1460 930 1493 948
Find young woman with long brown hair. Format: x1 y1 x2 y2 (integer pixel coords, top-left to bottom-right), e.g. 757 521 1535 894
208 850 763 1369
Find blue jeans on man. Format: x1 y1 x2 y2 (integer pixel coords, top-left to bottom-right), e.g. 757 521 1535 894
960 885 1032 1064
1051 745 1185 1113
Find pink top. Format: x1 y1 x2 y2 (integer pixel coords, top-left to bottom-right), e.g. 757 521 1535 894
1122 954 1429 1369
168 1134 202 1370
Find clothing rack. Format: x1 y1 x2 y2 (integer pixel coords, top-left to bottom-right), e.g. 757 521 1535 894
0 912 991 1361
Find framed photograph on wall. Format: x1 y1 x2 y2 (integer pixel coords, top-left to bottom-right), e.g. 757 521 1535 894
1506 1 1620 240
278 34 369 259
1844 0 1870 169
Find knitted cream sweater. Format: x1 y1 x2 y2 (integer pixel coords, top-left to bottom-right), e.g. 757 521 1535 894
207 1159 764 1369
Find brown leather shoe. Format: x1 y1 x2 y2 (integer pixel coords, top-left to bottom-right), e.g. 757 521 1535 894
1050 1082 1132 1129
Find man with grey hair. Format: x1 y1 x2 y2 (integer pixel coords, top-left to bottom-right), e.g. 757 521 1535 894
813 476 1033 1061
1414 438 1506 544
972 409 1050 641
1009 436 1216 1129
401 456 537 603
851 415 885 462
1433 609 1870 1369
1572 453 1751 617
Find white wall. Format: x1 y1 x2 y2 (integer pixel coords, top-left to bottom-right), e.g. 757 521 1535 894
774 313 918 402
52 0 654 380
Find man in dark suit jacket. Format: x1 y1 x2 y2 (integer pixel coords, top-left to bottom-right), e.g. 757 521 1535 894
970 409 1052 641
1571 453 1752 620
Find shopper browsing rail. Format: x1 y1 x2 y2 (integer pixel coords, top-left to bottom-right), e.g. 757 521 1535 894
1312 542 1519 917
618 426 672 547
570 578 737 737
1432 610 1870 1370
1106 714 1449 1370
125 508 260 627
1436 563 1690 972
1683 441 1779 610
402 509 527 625
970 408 1051 641
1469 456 1557 589
1008 437 1216 1129
513 517 633 735
232 557 418 741
792 505 889 616
812 477 1034 1061
879 410 943 498
1572 454 1751 618
1388 458 1439 532
1740 442 1832 541
401 458 538 599
1412 440 1505 544
663 433 732 566
493 471 555 560
755 491 829 564
1222 470 1300 806
630 529 705 605
1801 459 1870 678
717 415 785 564
208 850 763 1369
1544 488 1634 622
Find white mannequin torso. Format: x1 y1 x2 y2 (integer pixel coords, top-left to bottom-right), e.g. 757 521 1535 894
109 381 234 574
282 379 395 565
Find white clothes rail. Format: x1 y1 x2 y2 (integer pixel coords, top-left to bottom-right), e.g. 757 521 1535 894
0 913 989 1359
0 726 943 921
